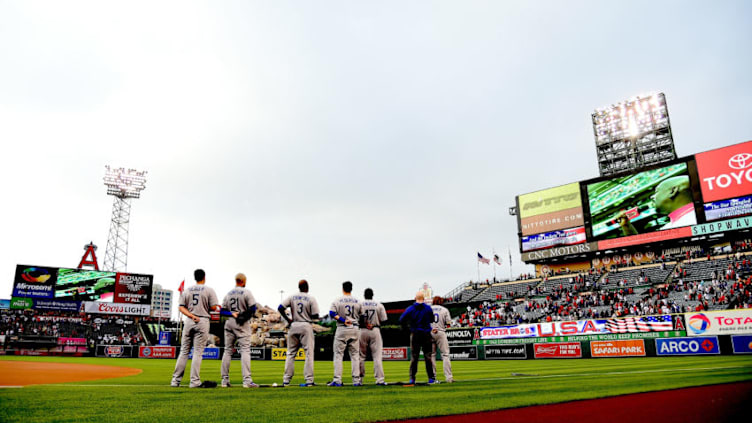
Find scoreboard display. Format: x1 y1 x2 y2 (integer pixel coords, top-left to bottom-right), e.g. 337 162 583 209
516 140 752 261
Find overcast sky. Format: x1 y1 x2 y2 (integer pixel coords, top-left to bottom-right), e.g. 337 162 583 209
1 1 750 316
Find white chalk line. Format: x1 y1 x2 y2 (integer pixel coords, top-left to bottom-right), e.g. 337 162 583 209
5 364 749 388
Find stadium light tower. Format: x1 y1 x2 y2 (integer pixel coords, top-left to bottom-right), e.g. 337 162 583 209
592 92 676 176
103 166 147 272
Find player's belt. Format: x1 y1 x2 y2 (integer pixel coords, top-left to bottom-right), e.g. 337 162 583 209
362 325 380 329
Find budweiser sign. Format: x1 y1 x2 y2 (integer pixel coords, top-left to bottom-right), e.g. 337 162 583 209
83 301 150 316
696 140 752 202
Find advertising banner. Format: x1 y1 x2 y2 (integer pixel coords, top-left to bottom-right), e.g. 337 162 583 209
691 216 752 237
114 273 153 304
271 348 305 361
10 297 33 309
158 331 172 346
521 227 586 252
446 328 477 345
251 348 265 360
731 335 752 354
587 162 698 244
484 344 527 360
521 242 597 261
58 337 87 346
590 340 646 357
12 265 57 299
383 347 408 360
475 330 685 345
521 207 585 236
656 336 720 356
598 227 692 250
95 345 134 358
448 345 478 360
704 195 752 221
685 309 752 336
533 342 582 358
139 346 176 359
518 183 583 219
83 301 150 316
189 347 219 360
33 299 81 312
0 299 8 310
695 140 752 203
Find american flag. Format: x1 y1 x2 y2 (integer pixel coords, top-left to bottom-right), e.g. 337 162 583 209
606 315 673 333
477 252 490 265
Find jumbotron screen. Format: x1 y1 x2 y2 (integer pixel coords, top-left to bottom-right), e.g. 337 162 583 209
586 162 699 241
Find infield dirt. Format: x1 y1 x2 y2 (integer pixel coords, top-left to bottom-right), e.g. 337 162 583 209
0 361 142 386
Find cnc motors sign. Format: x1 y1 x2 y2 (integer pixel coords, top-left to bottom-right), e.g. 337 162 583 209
590 340 646 357
685 309 752 336
533 342 582 358
696 140 752 202
83 301 151 316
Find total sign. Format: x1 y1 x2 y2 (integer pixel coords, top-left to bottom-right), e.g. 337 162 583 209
685 309 752 336
656 337 720 356
696 140 752 202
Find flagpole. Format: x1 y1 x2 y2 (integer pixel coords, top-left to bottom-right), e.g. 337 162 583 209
492 248 497 282
477 259 480 284
508 247 513 280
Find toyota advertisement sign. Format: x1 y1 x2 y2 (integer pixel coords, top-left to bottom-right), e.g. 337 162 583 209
696 140 752 203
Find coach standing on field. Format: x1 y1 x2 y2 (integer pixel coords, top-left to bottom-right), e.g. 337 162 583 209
399 291 437 384
171 269 220 388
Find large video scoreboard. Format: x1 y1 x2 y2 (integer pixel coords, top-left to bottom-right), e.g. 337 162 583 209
517 140 752 262
11 265 153 315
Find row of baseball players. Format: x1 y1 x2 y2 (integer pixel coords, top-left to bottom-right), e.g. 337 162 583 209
170 269 453 388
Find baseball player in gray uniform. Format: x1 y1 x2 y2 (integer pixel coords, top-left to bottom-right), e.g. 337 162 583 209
171 269 220 388
328 281 363 387
220 273 257 388
359 288 388 385
430 296 453 383
278 279 320 387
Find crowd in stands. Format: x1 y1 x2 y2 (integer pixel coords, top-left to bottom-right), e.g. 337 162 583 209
0 309 144 349
450 248 752 328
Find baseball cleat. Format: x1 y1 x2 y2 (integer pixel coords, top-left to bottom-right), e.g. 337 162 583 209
170 383 180 388
243 383 259 388
221 382 232 388
299 382 316 387
427 379 440 385
375 382 388 386
326 381 343 387
352 383 363 387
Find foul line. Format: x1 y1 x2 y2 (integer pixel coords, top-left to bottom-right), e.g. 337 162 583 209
15 365 752 388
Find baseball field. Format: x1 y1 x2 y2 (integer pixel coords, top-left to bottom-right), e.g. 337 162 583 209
1 355 751 422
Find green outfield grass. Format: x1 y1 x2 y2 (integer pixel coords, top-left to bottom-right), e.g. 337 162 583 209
1 355 751 422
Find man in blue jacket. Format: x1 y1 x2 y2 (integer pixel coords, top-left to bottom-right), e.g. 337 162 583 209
399 291 437 385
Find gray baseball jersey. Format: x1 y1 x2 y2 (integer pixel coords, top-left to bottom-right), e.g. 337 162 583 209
180 284 219 318
281 293 319 323
222 287 256 336
222 287 256 314
330 295 362 327
361 300 387 327
430 305 451 332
